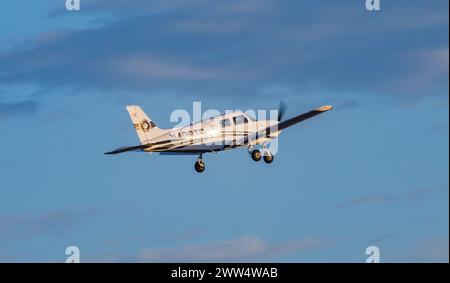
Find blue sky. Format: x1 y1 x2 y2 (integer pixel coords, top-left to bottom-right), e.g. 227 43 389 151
0 0 448 262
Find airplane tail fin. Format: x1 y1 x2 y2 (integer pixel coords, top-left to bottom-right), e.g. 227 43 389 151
126 105 166 144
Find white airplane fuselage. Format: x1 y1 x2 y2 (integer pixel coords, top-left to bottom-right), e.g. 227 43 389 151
144 112 280 153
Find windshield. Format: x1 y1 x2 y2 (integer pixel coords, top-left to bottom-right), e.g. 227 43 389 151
243 113 256 121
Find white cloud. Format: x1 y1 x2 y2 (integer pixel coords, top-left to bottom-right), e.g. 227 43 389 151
131 235 326 262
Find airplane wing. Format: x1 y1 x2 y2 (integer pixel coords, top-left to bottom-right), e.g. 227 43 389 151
277 105 333 131
232 105 333 147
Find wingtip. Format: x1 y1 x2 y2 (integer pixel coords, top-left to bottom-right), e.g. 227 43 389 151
316 105 333 112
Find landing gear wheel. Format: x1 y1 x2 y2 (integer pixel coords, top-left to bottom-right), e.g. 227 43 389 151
194 160 205 173
251 149 262 162
263 153 273 164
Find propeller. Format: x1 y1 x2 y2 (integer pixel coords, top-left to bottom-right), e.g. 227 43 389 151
277 101 288 122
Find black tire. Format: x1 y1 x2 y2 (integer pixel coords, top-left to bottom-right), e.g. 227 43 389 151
263 154 273 164
251 149 262 162
194 160 205 173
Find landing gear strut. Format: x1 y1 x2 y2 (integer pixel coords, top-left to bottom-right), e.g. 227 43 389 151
194 154 205 173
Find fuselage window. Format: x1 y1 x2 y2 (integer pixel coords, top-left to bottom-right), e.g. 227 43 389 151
233 115 248 125
221 119 231 128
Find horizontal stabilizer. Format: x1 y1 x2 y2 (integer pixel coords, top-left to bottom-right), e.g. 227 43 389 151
104 145 147 154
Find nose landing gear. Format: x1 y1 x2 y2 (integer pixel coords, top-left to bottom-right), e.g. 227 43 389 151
194 154 205 173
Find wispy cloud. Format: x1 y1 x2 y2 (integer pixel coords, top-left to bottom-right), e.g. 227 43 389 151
99 228 208 248
50 0 272 18
386 236 449 263
159 228 208 243
384 48 449 96
415 238 449 262
122 235 327 262
333 186 449 209
0 207 106 242
0 100 39 118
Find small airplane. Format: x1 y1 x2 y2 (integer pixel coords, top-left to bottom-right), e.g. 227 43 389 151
105 103 333 173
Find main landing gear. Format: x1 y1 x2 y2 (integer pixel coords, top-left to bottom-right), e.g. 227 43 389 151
251 149 262 161
194 154 205 173
249 145 274 164
263 153 273 164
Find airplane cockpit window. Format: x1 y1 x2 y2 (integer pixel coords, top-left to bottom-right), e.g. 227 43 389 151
244 113 256 121
221 118 232 127
233 115 248 125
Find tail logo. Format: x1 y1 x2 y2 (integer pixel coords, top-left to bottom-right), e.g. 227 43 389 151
139 120 155 132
